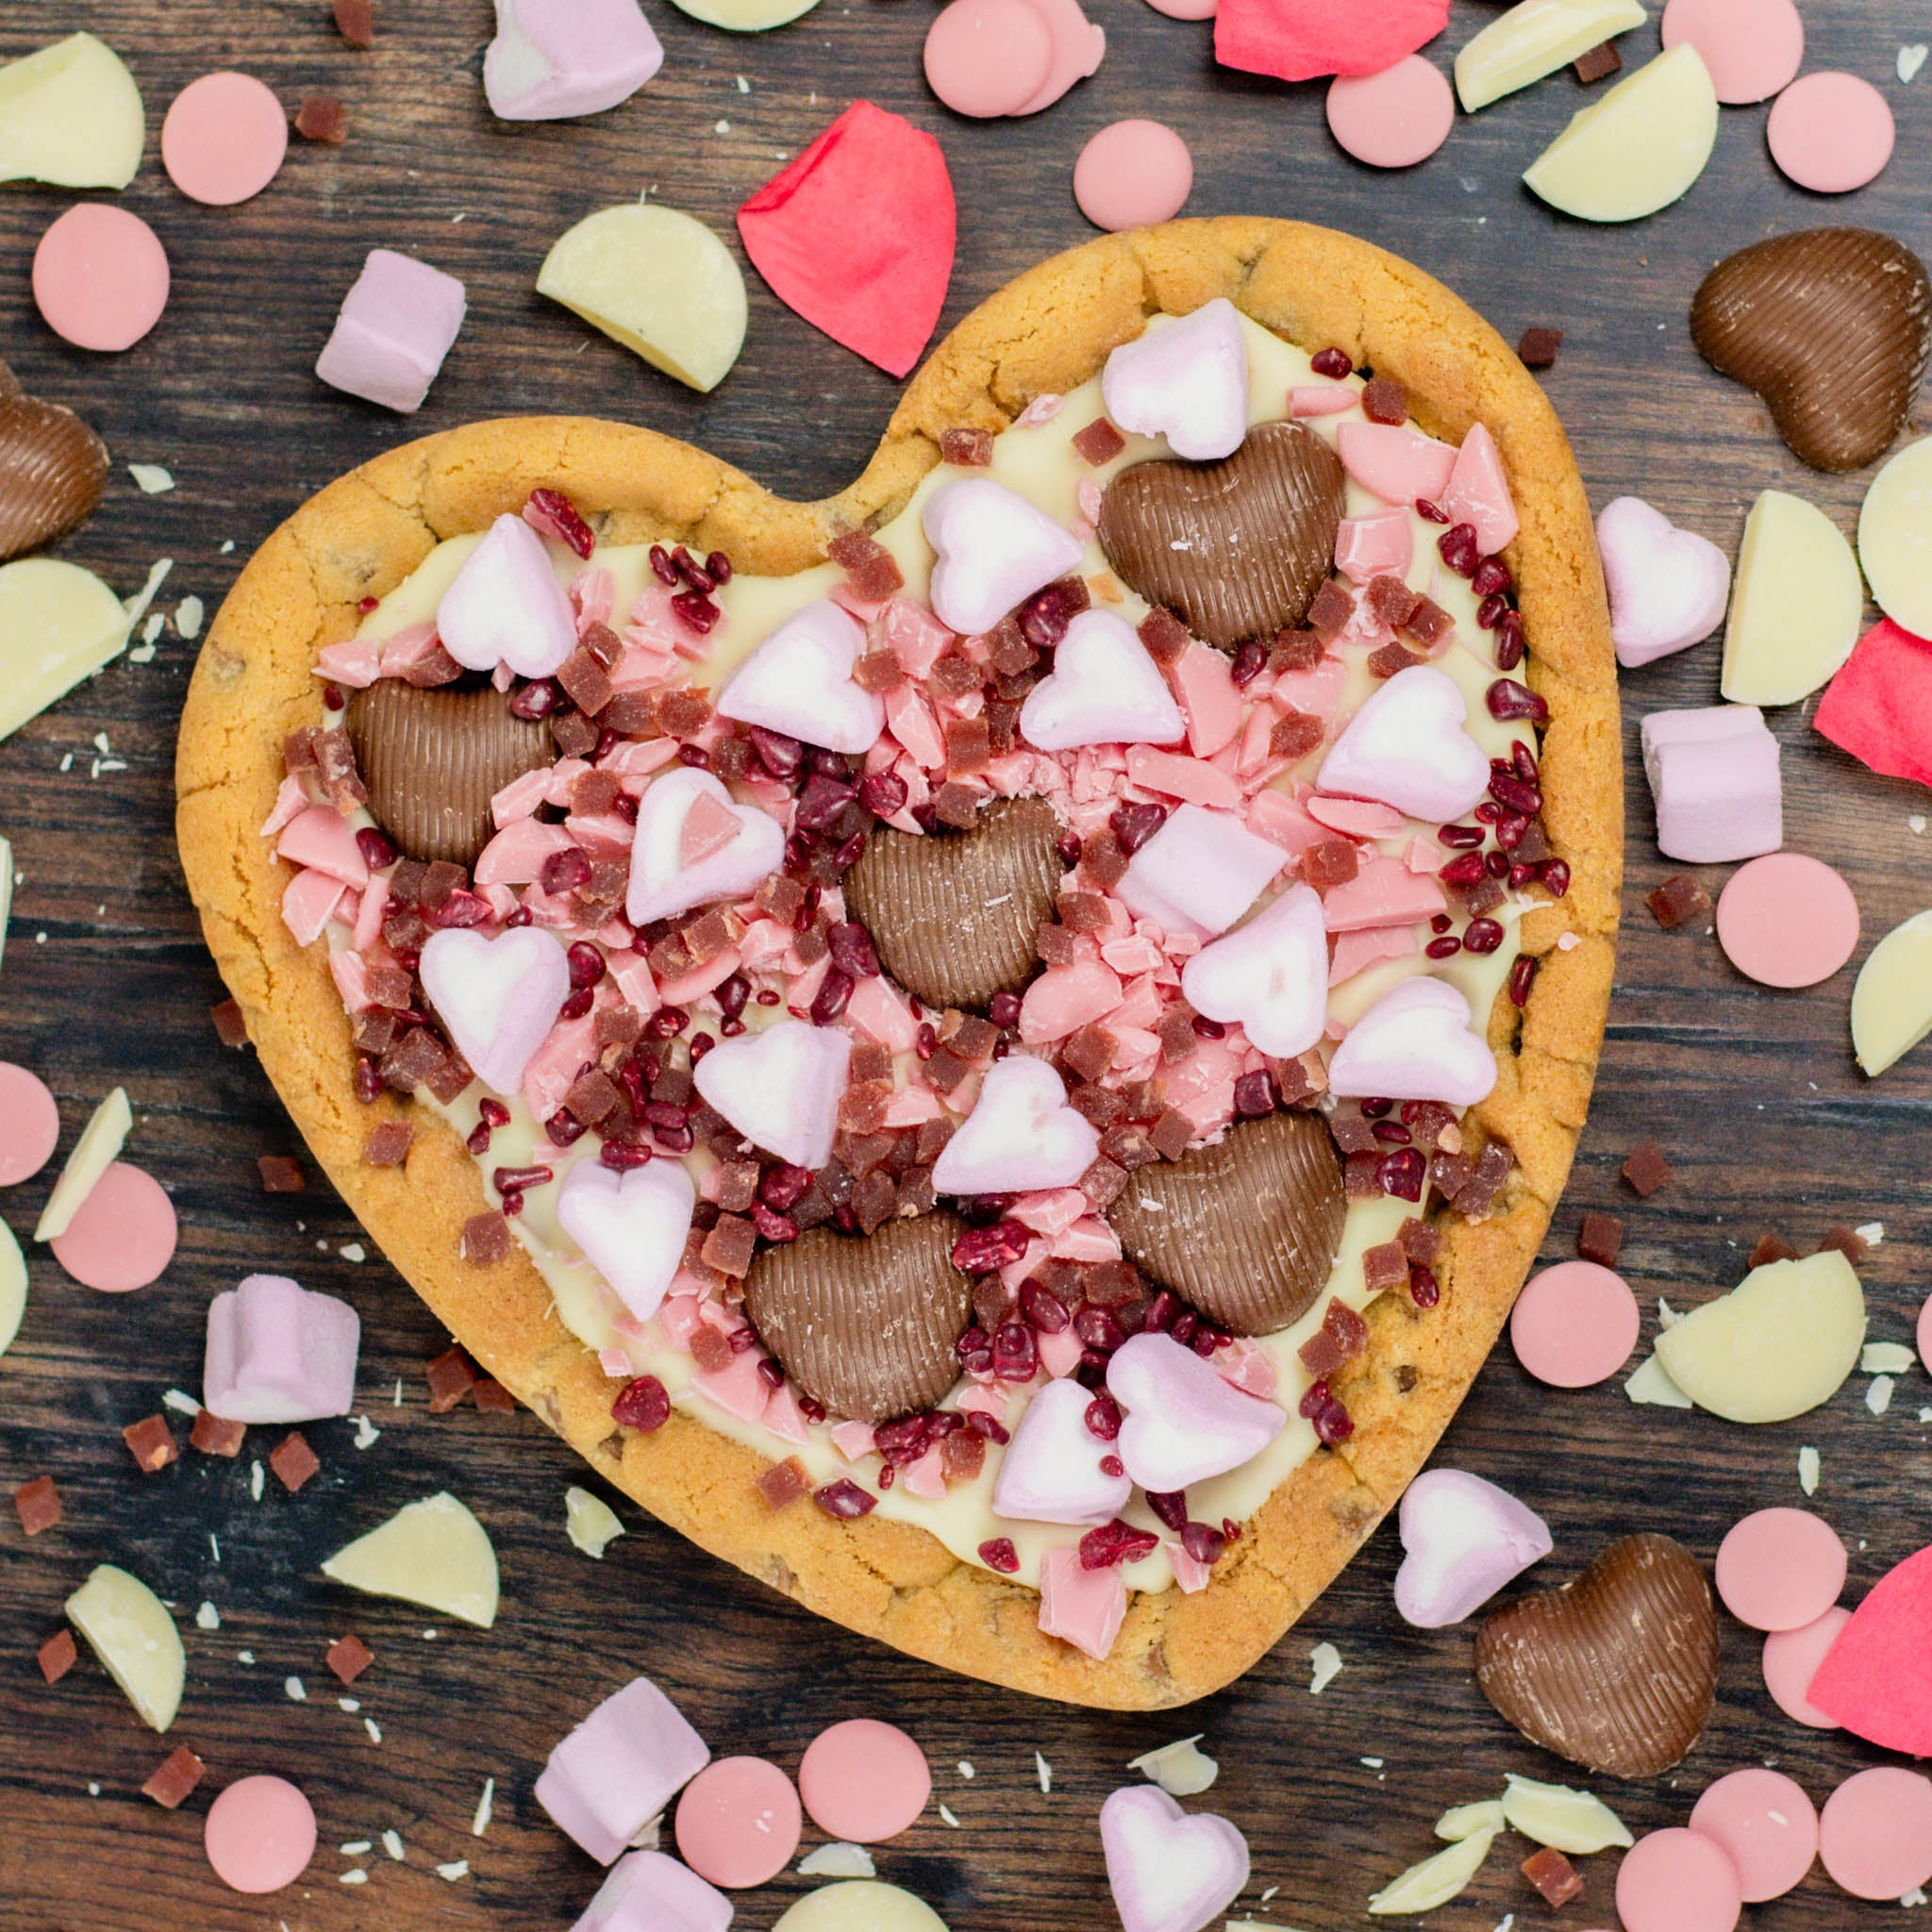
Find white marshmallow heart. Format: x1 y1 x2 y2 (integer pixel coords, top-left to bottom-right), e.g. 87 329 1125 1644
1100 1784 1250 1932
1179 883 1327 1058
1595 494 1732 669
556 1158 696 1324
1327 975 1497 1108
1392 1467 1552 1628
992 1377 1133 1526
436 513 578 679
1315 665 1491 824
922 477 1086 637
1115 803 1287 937
1107 1332 1285 1493
1019 608 1185 751
691 1018 850 1170
1100 298 1251 463
713 599 884 755
625 767 786 926
931 1056 1100 1195
419 924 572 1093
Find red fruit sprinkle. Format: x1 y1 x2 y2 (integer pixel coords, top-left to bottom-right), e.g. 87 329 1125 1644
978 1537 1021 1574
611 1375 670 1431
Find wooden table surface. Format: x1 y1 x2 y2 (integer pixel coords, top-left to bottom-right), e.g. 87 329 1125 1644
2 2 1928 1927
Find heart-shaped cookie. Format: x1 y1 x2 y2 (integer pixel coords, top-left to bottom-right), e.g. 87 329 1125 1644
1096 420 1346 650
0 358 109 564
1690 228 1932 475
1475 1532 1718 1777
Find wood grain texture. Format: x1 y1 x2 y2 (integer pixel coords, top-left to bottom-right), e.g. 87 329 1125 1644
0 2 1927 1927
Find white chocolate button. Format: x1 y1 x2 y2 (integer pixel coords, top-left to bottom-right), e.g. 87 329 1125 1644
0 1219 25 1361
774 1882 949 1932
665 0 820 26
1721 490 1863 706
1857 439 1932 641
0 558 135 745
0 32 144 190
321 1491 500 1627
1456 0 1646 112
65 1564 186 1732
1853 908 1932 1076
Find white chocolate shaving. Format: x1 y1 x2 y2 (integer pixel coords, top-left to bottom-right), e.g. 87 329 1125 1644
1902 44 1929 83
64 1564 184 1732
0 831 12 982
0 1218 26 1360
1435 1799 1507 1841
799 1843 877 1879
0 559 136 746
1869 1376 1895 1417
1126 1734 1220 1797
127 464 175 494
1369 1829 1496 1915
1624 1352 1693 1408
564 1484 625 1557
1863 1343 1916 1375
1799 1446 1821 1495
321 1491 500 1627
1309 1641 1342 1694
34 1086 130 1241
1502 1774 1633 1853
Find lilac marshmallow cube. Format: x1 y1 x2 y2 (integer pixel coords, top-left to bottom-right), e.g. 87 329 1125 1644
484 0 664 122
1641 705 1783 864
316 249 466 413
536 1676 711 1866
571 1852 732 1932
203 1274 359 1423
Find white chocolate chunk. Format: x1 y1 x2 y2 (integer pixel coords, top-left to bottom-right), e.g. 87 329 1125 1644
1308 1641 1342 1693
0 33 144 190
665 0 821 28
0 1218 25 1360
1869 1375 1895 1417
537 204 746 394
127 464 174 495
563 1484 625 1557
65 1564 185 1732
1722 491 1863 706
1435 1799 1507 1841
799 1843 877 1879
1502 1774 1634 1854
1853 910 1932 1076
774 1881 949 1932
1126 1734 1220 1797
322 1491 499 1627
0 559 136 746
1656 1251 1866 1424
1369 1829 1495 1915
1858 440 1932 643
1862 1342 1917 1374
1624 1351 1694 1407
1524 44 1718 222
34 1087 130 1241
1456 0 1646 110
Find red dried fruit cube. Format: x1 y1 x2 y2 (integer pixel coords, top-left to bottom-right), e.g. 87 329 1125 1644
460 1213 511 1265
294 93 347 142
123 1416 178 1474
426 1347 478 1413
13 1475 60 1536
325 1634 375 1685
1622 1141 1672 1197
1305 840 1360 890
362 1120 414 1167
270 1431 321 1493
38 1628 77 1684
209 999 249 1048
191 1410 247 1457
1137 608 1190 665
258 1155 305 1193
1362 1241 1408 1294
1647 874 1712 930
1360 375 1407 425
1072 419 1126 466
1521 1845 1583 1907
333 0 375 45
474 1379 515 1413
940 426 993 467
142 1746 206 1810
1577 1210 1624 1267
1518 325 1565 368
758 1457 810 1509
1751 1231 1800 1267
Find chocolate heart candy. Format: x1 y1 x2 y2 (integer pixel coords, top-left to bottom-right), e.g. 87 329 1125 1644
0 360 108 564
1096 420 1347 650
1108 1110 1345 1337
1691 229 1932 474
1475 1532 1718 1777
843 796 1065 1012
743 1209 973 1424
345 677 556 866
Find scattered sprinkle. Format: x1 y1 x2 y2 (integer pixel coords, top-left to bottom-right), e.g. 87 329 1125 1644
339 1697 360 1712
1799 1445 1821 1495
1862 1343 1915 1374
162 1389 202 1416
341 1841 373 1857
365 1717 383 1744
339 1868 369 1886
1857 1222 1885 1246
123 558 173 626
285 1676 307 1702
195 1601 221 1631
175 595 205 640
128 464 175 494
237 1649 255 1664
1035 1751 1053 1794
1310 1641 1343 1694
472 1777 495 1838
714 119 730 133
958 1761 975 1780
1901 44 1928 83
437 1860 469 1882
250 1459 265 1502
382 1829 404 1861
1869 1376 1896 1417
352 1415 381 1449
938 1804 961 1828
1911 814 1928 837
340 1241 365 1263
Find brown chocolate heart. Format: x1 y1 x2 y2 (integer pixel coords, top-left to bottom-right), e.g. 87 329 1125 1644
0 360 108 565
1475 1532 1718 1777
1107 1110 1345 1337
843 796 1065 1012
1690 229 1932 474
345 678 555 867
743 1209 973 1424
1096 421 1347 650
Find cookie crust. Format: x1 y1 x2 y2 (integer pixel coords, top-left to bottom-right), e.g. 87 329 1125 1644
175 218 1620 1709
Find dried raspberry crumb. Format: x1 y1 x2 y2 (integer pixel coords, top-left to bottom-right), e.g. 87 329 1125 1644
1310 347 1352 379
612 1374 671 1432
333 0 375 44
426 1347 479 1413
209 999 249 1048
978 1537 1020 1574
814 1478 877 1521
294 93 348 142
270 1431 321 1493
1072 419 1127 466
123 1416 178 1474
1621 1141 1672 1198
758 1457 811 1509
1577 1211 1624 1267
142 1746 206 1810
191 1409 246 1457
13 1474 60 1536
38 1628 76 1685
1522 1845 1584 1907
473 1379 515 1414
1817 1224 1870 1266
362 1120 414 1167
461 1212 512 1266
1750 1231 1800 1267
258 1154 305 1193
1137 608 1190 666
1647 874 1712 930
1572 38 1621 82
940 426 993 467
325 1634 375 1685
1360 376 1407 424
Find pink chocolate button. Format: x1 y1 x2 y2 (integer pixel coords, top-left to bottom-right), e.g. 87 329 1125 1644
1074 120 1193 232
162 73 290 206
675 1757 802 1888
1011 0 1106 115
924 0 1054 117
1818 1767 1932 1900
1508 1259 1641 1388
1325 57 1455 170
1660 0 1804 103
0 1065 59 1187
798 1719 931 1842
1716 853 1859 988
49 1161 177 1292
1767 73 1895 194
32 205 170 354
1715 1507 1846 1631
204 1775 317 1894
1761 1606 1849 1727
1690 1768 1818 1902
1920 1291 1932 1374
1615 1827 1742 1932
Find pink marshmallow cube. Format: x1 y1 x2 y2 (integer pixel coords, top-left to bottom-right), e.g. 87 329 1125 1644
1641 705 1783 864
571 1851 731 1932
316 250 466 413
536 1677 711 1866
203 1274 359 1424
485 0 664 122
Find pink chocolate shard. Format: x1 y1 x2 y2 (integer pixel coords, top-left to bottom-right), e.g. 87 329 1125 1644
1393 1466 1553 1627
1641 705 1782 864
315 248 466 413
571 1850 731 1932
1335 507 1413 583
1037 1545 1127 1660
1334 420 1457 508
438 512 578 679
537 1677 712 1866
483 0 663 122
992 1376 1132 1524
203 1274 359 1424
677 790 743 869
1108 1332 1285 1492
1100 1784 1250 1932
1100 299 1249 462
1596 495 1731 668
1320 855 1449 933
1327 974 1496 1108
1440 422 1519 555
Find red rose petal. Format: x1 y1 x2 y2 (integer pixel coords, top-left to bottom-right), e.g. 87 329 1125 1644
1807 1542 1932 1753
1814 618 1932 790
1215 0 1449 84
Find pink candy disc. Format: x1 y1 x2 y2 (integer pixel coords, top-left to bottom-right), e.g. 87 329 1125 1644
204 1775 317 1894
32 205 170 354
675 1757 802 1889
49 1161 177 1292
1074 120 1194 232
1767 73 1895 194
1690 1769 1818 1903
1818 1767 1932 1900
0 1065 59 1187
1508 1260 1641 1389
1615 1827 1743 1932
1920 1291 1932 1374
1760 1606 1849 1727
798 1719 931 1843
924 0 1054 117
1325 57 1455 170
1660 0 1803 103
1012 0 1107 114
162 72 290 206
1716 853 1859 988
1715 1507 1846 1631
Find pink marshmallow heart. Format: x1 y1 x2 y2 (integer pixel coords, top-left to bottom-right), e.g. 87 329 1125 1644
202 1274 359 1424
1595 494 1732 668
992 1376 1134 1525
1440 422 1519 555
1100 1784 1251 1932
436 512 577 679
1179 882 1327 1057
923 477 1086 637
1099 298 1251 462
1316 665 1491 823
1019 608 1185 750
1393 1466 1552 1628
1334 506 1413 583
713 599 884 755
556 1158 696 1324
625 767 786 925
1327 974 1497 1108
932 1055 1099 1193
572 1850 731 1932
536 1676 711 1867
1641 704 1782 864
691 1017 851 1169
1107 1331 1286 1491
420 924 572 1093
315 248 467 414
483 0 663 122
1336 420 1457 508
1115 802 1287 936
